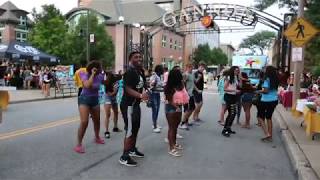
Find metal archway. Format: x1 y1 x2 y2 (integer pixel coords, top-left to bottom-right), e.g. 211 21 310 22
140 3 286 70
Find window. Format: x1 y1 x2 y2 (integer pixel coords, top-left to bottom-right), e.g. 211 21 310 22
161 35 167 47
179 42 182 50
19 16 27 26
169 38 173 49
16 31 27 42
174 40 177 50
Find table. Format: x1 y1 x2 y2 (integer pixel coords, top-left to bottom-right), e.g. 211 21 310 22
279 90 308 108
303 106 320 140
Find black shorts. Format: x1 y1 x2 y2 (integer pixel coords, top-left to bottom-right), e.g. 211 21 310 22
257 101 278 119
193 91 203 104
183 96 195 112
120 102 141 138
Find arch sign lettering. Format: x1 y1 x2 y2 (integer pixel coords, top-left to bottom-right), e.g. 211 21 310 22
162 4 259 28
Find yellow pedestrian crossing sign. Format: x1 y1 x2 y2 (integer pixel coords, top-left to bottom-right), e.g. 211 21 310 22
284 18 319 47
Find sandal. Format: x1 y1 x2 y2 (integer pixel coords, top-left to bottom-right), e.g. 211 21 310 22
95 138 105 144
168 149 182 157
261 136 272 142
218 120 225 126
175 144 183 150
241 125 251 129
74 145 85 154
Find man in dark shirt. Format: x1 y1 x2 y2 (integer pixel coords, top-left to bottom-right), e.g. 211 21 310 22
192 62 205 124
119 51 149 167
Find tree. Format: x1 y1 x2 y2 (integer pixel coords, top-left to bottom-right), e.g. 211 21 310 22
254 0 298 11
239 30 276 55
28 5 69 63
211 48 228 65
305 0 320 66
193 44 228 65
67 14 115 67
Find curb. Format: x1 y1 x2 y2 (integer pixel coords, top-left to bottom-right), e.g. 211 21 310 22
9 95 76 104
275 107 319 180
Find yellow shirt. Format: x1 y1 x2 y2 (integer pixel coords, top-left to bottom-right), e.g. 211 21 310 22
74 68 87 88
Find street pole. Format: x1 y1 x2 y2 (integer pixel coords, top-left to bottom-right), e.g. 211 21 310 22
86 9 90 63
292 0 305 108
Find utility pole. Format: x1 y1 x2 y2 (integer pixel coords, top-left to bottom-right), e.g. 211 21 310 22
86 9 90 63
292 0 305 108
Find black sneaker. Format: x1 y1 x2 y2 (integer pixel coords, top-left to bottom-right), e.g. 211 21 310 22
229 129 236 134
129 147 144 158
104 132 110 139
221 129 230 137
119 155 137 167
113 127 122 132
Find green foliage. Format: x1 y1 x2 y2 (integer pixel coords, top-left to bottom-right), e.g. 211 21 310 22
28 4 115 68
67 14 115 68
193 44 228 65
239 30 276 55
253 0 298 11
28 4 69 63
305 0 320 66
312 66 320 77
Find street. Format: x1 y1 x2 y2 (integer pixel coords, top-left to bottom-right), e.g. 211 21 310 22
0 92 296 180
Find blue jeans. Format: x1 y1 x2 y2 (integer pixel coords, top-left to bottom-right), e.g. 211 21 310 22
151 92 161 127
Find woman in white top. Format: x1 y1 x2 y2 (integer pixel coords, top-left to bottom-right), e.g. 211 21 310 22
222 66 240 137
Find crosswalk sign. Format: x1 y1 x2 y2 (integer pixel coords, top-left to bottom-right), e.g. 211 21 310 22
284 18 319 47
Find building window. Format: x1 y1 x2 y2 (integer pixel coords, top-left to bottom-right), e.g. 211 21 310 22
174 40 177 50
169 38 173 49
16 31 27 42
19 16 27 26
161 35 167 47
179 42 182 50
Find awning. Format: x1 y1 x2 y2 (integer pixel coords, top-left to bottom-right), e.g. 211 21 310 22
0 41 59 63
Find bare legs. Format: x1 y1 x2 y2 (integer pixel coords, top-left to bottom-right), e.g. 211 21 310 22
166 112 182 151
77 105 101 146
241 102 252 128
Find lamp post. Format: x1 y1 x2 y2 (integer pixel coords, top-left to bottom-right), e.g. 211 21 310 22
292 0 305 109
86 9 90 63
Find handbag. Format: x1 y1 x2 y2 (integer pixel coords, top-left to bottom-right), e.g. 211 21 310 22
252 93 261 106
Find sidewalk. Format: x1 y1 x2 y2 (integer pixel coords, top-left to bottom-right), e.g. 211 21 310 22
275 105 320 180
9 88 76 104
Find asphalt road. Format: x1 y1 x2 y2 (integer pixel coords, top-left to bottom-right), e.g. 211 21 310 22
0 92 297 180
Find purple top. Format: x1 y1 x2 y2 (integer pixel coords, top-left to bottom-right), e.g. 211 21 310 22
79 71 104 97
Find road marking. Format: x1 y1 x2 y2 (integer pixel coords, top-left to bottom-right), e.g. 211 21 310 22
0 116 79 140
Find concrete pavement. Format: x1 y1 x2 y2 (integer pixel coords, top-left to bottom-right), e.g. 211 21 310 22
207 81 320 180
8 88 76 104
0 90 296 180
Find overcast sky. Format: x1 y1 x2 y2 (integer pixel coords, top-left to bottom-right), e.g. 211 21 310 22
0 0 287 47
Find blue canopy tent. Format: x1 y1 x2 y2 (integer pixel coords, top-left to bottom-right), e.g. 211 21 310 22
0 41 59 64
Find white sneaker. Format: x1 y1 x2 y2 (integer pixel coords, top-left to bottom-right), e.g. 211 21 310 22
152 125 162 129
164 138 169 143
153 127 161 133
179 124 189 130
176 134 184 139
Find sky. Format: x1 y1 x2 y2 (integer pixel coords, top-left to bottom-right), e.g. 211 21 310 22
0 0 287 48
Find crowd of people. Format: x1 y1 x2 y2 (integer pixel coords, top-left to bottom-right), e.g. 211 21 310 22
0 60 73 97
72 52 207 167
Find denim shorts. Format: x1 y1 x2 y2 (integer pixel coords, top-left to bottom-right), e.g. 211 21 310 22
165 104 182 113
241 93 254 103
78 95 99 108
105 95 117 106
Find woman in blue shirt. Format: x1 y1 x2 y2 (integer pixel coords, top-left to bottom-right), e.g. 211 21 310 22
257 66 279 142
